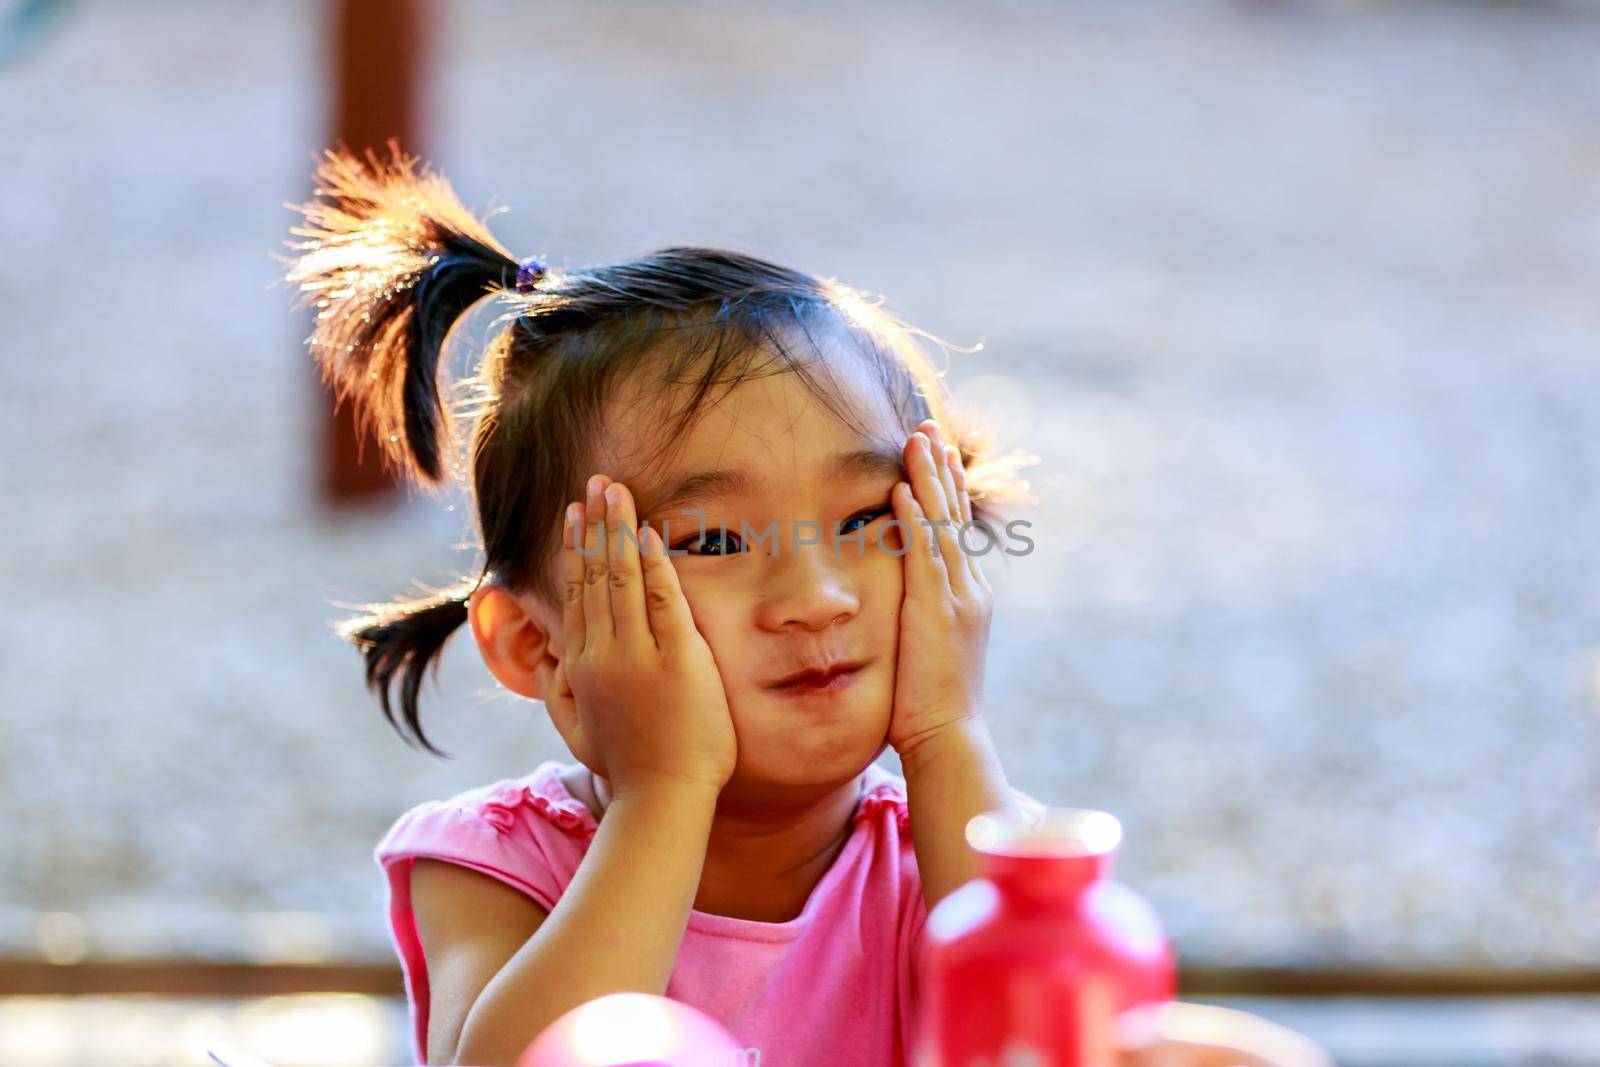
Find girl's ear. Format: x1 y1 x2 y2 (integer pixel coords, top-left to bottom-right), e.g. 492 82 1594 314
466 584 559 702
468 584 603 775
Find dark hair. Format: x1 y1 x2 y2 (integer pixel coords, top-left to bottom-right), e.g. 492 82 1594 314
285 145 1036 758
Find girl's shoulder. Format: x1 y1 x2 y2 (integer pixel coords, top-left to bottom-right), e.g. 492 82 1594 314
374 757 1049 870
374 761 598 863
372 762 595 1065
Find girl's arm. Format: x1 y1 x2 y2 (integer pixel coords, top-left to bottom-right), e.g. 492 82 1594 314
432 477 737 1066
425 777 719 1066
410 859 550 1065
887 419 1019 911
899 716 1019 911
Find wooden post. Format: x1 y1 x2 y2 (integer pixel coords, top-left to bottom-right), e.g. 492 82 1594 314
317 0 429 506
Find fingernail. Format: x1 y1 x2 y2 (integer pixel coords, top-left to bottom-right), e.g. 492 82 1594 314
565 502 579 527
587 475 602 499
605 483 620 505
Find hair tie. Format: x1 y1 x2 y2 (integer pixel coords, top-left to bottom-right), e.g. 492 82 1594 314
515 255 548 294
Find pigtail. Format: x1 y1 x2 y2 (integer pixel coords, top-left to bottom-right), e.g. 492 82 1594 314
331 577 479 759
284 143 519 490
288 144 520 757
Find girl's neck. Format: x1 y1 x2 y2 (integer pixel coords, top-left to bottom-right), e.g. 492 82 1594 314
576 765 867 924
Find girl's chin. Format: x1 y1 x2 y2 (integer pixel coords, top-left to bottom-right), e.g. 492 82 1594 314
724 674 892 780
731 721 893 787
727 760 879 800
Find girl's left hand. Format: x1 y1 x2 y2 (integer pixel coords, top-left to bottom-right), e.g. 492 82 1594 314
1116 1002 1337 1067
886 418 994 760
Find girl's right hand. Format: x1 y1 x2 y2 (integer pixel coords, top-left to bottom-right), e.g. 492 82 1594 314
550 474 738 800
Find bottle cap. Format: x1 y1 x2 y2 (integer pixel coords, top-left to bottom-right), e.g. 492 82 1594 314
966 807 1122 859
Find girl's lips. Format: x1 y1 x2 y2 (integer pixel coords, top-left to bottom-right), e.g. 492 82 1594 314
769 664 865 697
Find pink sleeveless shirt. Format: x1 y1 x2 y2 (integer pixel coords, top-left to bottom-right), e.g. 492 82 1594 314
374 759 1045 1066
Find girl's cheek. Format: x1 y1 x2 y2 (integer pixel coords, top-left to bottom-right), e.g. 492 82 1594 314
871 533 908 587
864 520 905 556
673 575 715 632
673 581 737 650
858 553 905 615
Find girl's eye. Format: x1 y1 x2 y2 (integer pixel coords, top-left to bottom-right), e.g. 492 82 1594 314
839 505 893 536
670 506 893 557
672 525 743 557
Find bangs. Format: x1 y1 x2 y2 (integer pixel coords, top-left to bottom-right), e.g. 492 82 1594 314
587 299 912 493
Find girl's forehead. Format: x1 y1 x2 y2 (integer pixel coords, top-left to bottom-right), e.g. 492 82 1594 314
596 359 905 510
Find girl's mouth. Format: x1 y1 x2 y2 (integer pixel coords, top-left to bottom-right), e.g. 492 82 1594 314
769 663 866 697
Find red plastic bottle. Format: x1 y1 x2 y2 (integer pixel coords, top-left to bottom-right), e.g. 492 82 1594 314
914 807 1176 1067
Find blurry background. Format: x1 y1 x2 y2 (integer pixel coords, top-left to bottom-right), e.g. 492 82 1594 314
3 0 1599 1064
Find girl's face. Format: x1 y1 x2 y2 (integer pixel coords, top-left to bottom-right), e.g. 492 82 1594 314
586 350 908 794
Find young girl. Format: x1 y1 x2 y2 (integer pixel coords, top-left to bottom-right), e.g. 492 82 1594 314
287 148 1333 1067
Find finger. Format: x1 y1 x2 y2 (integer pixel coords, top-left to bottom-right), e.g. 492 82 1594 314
908 428 952 522
920 424 975 588
560 501 587 659
946 446 990 590
604 481 650 647
892 478 951 600
934 439 981 597
907 431 965 588
581 474 614 644
638 523 699 653
921 421 964 525
945 444 972 525
544 656 595 772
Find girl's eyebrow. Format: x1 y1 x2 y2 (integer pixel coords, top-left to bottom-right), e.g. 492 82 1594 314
637 443 906 518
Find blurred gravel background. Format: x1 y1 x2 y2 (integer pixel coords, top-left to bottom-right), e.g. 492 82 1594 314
2 0 1597 991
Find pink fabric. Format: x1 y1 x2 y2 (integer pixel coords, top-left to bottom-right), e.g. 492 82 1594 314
375 759 1045 1066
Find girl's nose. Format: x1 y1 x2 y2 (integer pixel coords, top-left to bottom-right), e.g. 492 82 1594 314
755 535 862 633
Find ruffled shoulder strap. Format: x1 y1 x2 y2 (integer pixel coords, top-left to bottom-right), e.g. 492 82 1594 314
851 759 1051 835
471 763 600 841
373 761 599 913
854 760 913 832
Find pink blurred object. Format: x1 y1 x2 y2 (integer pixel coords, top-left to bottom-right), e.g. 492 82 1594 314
515 991 745 1067
915 807 1177 1067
